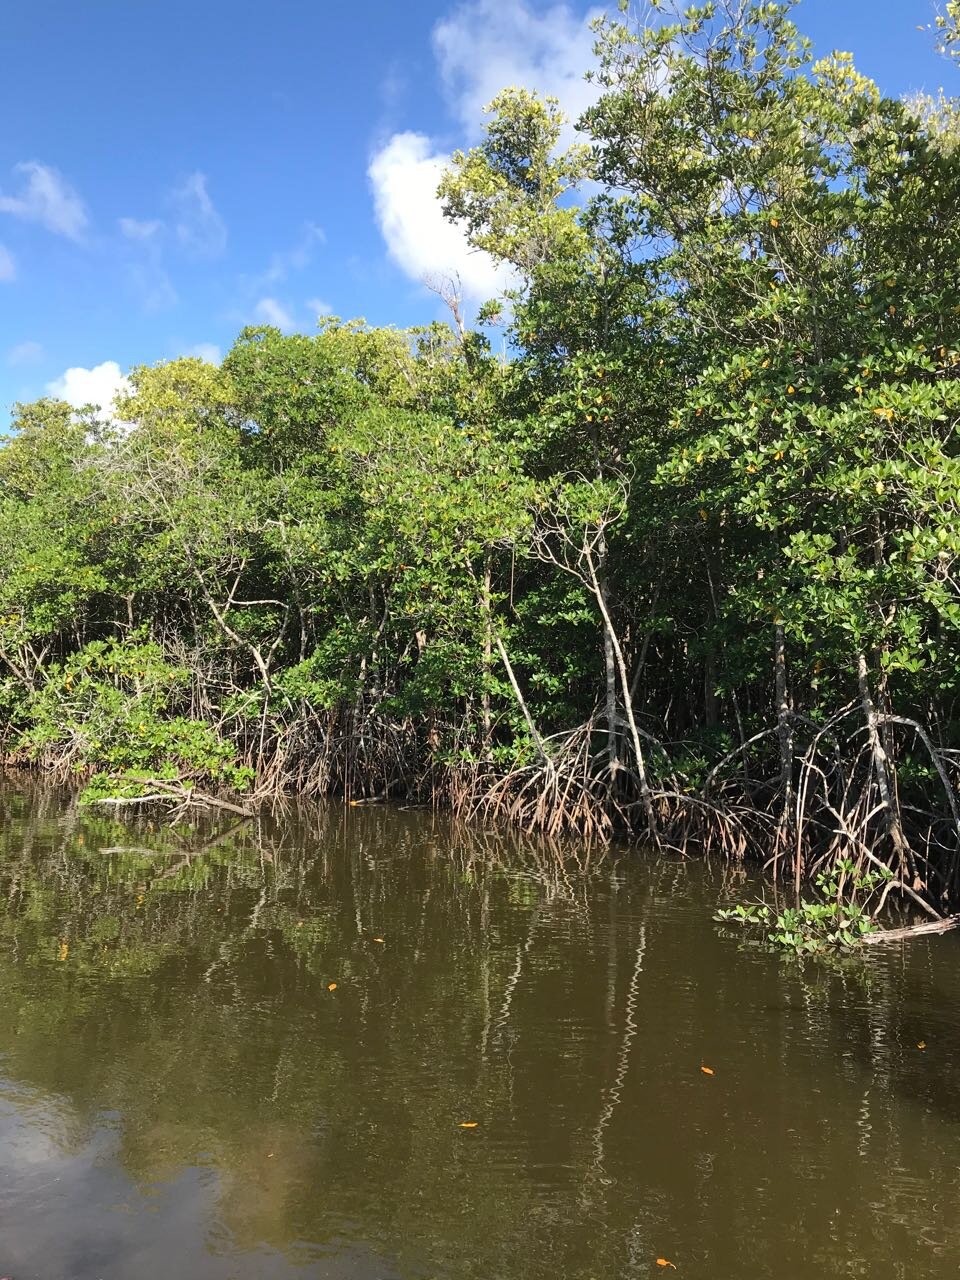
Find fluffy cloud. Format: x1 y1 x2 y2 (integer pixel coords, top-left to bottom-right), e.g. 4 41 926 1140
6 340 43 366
46 361 131 421
0 162 88 240
368 131 512 303
0 244 14 282
433 0 602 139
170 172 227 258
369 0 599 303
254 297 296 331
306 297 333 318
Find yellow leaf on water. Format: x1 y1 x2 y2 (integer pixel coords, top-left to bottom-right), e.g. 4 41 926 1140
327 982 338 992
459 1121 479 1128
918 1041 927 1050
656 1260 677 1269
701 1065 715 1076
57 942 69 962
373 937 385 943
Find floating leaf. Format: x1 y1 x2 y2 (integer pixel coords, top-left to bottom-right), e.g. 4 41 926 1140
373 937 385 943
459 1121 479 1128
327 982 338 992
700 1065 715 1076
57 941 69 962
656 1260 677 1269
917 1041 927 1050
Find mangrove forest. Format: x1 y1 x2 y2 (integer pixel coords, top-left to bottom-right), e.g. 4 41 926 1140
4 0 960 925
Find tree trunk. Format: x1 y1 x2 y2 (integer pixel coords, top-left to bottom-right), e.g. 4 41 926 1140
773 623 796 885
857 650 910 869
481 552 493 761
494 634 549 768
586 552 658 842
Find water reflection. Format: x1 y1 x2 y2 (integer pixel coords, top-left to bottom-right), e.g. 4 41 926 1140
0 782 958 1278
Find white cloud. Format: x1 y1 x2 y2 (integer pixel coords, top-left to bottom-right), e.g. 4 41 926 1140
368 0 599 303
184 342 221 364
170 172 227 257
254 297 296 331
7 340 43 366
368 131 512 302
46 360 131 421
0 244 15 282
0 162 88 240
306 297 333 317
432 0 602 140
119 216 163 241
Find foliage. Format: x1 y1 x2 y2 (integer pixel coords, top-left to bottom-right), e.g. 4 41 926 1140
715 861 893 953
937 0 960 60
20 636 251 794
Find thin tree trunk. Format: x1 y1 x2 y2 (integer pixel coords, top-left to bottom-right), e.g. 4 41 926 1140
603 623 619 773
597 533 619 776
494 634 549 768
774 622 796 884
585 552 657 842
857 650 910 868
481 552 493 760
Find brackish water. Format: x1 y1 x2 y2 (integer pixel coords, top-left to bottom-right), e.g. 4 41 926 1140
0 785 958 1279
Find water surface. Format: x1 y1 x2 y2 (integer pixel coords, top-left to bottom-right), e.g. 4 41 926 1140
0 784 958 1278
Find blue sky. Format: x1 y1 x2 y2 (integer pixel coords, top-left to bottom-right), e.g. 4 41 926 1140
0 0 955 420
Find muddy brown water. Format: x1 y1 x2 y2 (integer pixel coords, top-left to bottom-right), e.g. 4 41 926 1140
0 783 958 1279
